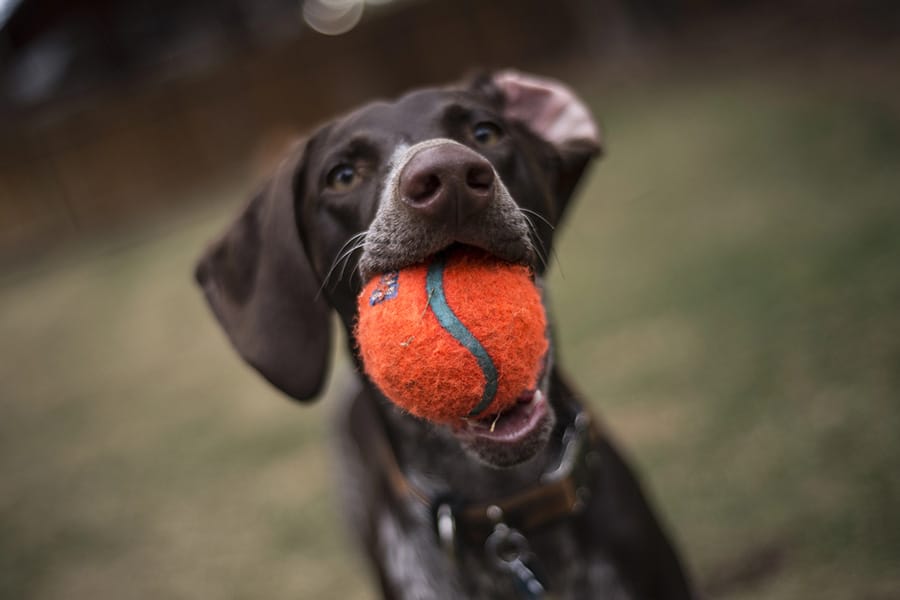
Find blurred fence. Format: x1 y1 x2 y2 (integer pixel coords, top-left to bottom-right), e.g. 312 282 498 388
0 0 897 257
0 0 622 256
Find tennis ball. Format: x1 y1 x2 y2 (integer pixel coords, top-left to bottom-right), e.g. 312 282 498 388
355 247 548 424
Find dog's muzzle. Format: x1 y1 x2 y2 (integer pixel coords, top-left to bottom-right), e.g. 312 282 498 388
358 138 535 280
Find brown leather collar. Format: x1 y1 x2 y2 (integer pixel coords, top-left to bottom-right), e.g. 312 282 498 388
373 409 599 551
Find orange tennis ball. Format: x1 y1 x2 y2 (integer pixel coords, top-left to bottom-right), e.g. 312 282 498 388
355 247 548 424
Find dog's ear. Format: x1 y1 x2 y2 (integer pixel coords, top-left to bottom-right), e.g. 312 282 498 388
194 141 331 402
482 70 602 220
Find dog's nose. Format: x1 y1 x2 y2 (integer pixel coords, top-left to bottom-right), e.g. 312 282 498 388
398 143 494 224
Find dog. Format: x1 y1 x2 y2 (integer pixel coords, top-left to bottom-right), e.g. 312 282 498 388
195 70 695 599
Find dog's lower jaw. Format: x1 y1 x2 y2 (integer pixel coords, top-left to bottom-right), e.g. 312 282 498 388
454 389 557 468
378 378 558 470
380 398 556 470
458 409 556 468
372 308 557 470
455 343 557 468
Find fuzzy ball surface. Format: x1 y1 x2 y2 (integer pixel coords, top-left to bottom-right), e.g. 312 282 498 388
355 247 548 424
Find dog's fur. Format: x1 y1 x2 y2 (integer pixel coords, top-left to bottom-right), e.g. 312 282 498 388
195 70 695 599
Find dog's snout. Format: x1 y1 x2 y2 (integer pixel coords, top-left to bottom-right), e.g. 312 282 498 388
398 143 494 223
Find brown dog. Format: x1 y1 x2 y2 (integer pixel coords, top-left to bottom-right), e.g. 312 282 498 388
195 70 694 599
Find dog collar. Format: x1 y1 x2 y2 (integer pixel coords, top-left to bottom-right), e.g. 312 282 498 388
373 408 599 552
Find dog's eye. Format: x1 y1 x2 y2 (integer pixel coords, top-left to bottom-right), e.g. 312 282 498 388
326 163 361 192
472 121 503 146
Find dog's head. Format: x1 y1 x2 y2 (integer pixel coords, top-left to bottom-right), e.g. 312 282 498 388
195 70 601 467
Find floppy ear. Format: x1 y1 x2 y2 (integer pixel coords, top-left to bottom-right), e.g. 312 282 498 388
194 141 332 401
491 70 602 220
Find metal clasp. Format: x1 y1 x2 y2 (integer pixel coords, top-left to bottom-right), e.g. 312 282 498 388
436 502 456 559
485 521 547 599
541 411 590 484
540 411 595 513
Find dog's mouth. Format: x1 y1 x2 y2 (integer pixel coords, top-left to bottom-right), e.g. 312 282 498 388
418 242 552 467
360 237 535 283
450 354 555 468
457 388 549 441
440 241 533 270
365 240 554 467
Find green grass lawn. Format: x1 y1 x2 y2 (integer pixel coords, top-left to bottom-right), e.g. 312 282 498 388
2 65 899 599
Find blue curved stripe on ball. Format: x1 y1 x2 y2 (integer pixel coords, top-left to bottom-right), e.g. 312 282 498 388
425 253 498 417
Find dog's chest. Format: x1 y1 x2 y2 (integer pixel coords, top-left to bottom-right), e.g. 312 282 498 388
373 501 633 599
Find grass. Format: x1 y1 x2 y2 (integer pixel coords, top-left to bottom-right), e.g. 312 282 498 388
554 73 900 597
2 65 899 598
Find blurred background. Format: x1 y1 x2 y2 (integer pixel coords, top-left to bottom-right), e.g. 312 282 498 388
1 0 898 598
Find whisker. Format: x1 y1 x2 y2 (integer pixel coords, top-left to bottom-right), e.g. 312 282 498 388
518 209 549 270
318 241 362 295
317 242 367 299
316 232 368 299
337 241 368 285
518 208 546 247
519 207 564 276
551 247 564 279
519 207 555 230
330 231 368 268
331 241 367 286
523 219 548 269
540 233 564 279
